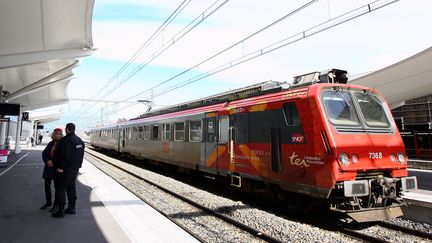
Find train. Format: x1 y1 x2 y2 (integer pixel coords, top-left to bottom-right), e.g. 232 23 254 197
89 69 417 222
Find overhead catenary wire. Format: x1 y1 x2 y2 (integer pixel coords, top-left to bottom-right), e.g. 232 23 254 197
78 0 399 127
99 0 191 91
95 0 399 124
97 0 231 103
76 0 318 126
75 0 231 125
111 0 318 105
73 0 192 115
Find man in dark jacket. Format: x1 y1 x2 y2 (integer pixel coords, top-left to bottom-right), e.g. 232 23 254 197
52 123 85 218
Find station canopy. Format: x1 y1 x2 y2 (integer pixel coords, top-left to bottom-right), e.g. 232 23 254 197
350 47 432 109
0 0 94 111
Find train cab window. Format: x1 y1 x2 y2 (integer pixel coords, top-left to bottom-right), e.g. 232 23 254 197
163 123 171 141
355 92 390 127
138 126 143 140
152 125 160 140
322 90 360 126
219 116 229 143
189 120 202 142
282 102 300 126
143 125 150 140
174 122 185 141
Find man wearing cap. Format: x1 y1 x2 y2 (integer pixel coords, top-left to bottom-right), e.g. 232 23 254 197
52 123 85 218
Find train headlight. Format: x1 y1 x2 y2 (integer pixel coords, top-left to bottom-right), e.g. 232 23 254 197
397 153 406 164
352 154 359 164
339 153 350 166
390 153 396 163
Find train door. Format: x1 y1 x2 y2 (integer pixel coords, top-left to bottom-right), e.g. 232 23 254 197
231 113 250 168
204 116 217 173
216 113 250 174
216 115 230 173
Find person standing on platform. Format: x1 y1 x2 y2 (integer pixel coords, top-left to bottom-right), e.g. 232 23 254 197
40 128 63 212
52 123 85 218
38 133 43 144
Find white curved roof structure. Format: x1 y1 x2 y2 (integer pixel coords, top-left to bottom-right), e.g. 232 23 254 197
0 0 94 111
350 47 432 109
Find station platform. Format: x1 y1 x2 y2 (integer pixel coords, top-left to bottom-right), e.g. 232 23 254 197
403 189 432 224
0 146 198 243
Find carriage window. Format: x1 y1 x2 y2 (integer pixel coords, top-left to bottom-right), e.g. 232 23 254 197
234 113 248 144
207 119 216 143
174 122 185 141
355 92 390 127
322 91 360 126
163 123 171 141
127 127 132 139
189 120 202 142
143 125 150 140
152 125 160 140
138 126 143 140
219 116 229 143
282 102 300 126
132 127 138 140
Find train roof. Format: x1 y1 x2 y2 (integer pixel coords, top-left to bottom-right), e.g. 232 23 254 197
131 80 286 120
90 68 350 130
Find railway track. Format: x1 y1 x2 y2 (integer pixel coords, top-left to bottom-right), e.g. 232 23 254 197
377 221 432 240
84 147 432 242
85 148 282 243
332 216 432 242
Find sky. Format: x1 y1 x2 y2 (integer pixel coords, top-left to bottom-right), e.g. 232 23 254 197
45 0 432 133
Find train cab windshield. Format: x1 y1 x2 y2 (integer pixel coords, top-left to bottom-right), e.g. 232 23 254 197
322 90 360 126
322 88 392 131
354 92 390 127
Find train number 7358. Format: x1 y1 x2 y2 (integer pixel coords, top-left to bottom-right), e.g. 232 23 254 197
369 152 383 159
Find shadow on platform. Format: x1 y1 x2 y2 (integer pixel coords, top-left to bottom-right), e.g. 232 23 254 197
0 147 130 243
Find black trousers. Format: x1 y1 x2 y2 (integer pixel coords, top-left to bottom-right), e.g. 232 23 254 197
54 169 79 208
44 178 53 203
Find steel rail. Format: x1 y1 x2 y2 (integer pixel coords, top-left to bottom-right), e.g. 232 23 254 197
338 227 391 243
85 149 283 243
84 151 205 242
377 221 432 240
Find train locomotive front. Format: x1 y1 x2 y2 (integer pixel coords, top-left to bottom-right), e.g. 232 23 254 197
290 70 418 222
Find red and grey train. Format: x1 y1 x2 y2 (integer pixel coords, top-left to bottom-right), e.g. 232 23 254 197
89 69 417 222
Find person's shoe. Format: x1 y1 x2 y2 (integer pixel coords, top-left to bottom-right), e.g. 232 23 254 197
51 208 65 218
49 205 58 213
65 207 76 215
40 202 52 210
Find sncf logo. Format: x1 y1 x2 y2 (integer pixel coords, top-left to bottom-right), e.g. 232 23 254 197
291 133 304 143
